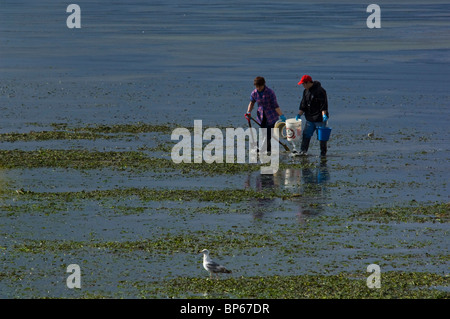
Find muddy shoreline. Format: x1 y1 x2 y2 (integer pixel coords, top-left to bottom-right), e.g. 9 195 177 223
1 1 449 298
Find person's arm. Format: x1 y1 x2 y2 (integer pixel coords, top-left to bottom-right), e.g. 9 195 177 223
247 89 257 114
271 91 286 121
319 89 328 113
296 109 304 121
298 91 306 116
247 100 255 113
319 89 328 120
269 90 286 120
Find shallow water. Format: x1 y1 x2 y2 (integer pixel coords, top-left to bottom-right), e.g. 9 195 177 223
0 1 449 298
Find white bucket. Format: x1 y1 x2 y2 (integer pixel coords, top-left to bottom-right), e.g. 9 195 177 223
285 118 302 142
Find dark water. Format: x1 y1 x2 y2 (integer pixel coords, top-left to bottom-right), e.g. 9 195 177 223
1 0 449 127
0 1 449 298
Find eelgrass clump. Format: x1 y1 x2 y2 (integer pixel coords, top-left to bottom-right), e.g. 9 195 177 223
351 202 449 223
130 272 450 299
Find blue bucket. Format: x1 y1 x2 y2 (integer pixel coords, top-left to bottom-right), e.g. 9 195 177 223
317 126 332 141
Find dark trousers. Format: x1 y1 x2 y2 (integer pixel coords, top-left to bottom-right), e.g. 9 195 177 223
260 116 274 153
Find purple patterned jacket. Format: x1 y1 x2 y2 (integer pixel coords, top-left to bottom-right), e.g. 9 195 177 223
250 86 280 126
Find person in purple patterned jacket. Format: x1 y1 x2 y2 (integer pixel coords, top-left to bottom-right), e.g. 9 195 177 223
245 76 286 153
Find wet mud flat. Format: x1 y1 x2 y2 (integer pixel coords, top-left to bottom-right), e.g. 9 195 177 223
0 122 448 298
1 0 449 299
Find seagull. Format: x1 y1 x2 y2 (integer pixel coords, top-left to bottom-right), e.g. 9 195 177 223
200 249 232 279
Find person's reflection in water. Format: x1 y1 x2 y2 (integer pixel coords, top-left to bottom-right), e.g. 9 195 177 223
243 159 330 221
257 174 276 190
317 157 330 184
244 173 276 190
244 173 276 219
301 157 330 185
296 157 331 222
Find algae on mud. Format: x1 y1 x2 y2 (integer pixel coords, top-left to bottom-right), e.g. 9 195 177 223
0 148 316 174
11 229 277 255
1 0 449 301
149 272 449 299
0 123 175 142
350 202 449 223
3 187 297 202
0 124 447 299
51 273 448 299
0 131 110 142
2 182 448 298
0 122 246 141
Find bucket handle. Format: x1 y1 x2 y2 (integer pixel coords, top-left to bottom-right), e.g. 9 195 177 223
316 120 329 131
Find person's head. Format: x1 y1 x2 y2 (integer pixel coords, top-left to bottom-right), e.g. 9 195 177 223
298 75 313 90
254 76 266 92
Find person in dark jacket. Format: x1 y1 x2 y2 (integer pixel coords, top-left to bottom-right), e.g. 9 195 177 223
295 75 329 156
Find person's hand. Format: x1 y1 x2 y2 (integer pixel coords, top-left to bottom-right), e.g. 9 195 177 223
323 114 329 122
279 114 286 122
245 112 251 120
295 114 301 121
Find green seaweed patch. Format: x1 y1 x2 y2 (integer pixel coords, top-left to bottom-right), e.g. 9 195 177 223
0 201 69 216
73 123 174 134
12 230 278 254
0 149 316 174
0 149 151 170
0 122 242 141
0 149 193 172
8 187 297 203
137 272 449 299
350 202 449 223
0 122 176 142
67 123 234 135
0 131 111 142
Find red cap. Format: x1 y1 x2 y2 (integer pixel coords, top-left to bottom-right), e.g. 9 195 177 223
298 75 312 85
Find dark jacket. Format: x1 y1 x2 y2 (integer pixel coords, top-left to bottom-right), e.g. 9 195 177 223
299 81 328 122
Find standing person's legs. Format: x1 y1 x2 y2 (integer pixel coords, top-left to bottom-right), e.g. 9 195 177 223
260 116 273 153
265 122 274 153
315 122 327 156
300 120 316 154
319 141 327 156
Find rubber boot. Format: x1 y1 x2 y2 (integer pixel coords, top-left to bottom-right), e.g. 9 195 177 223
320 141 327 157
300 137 311 155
